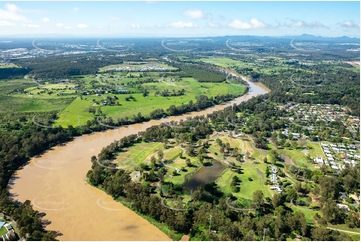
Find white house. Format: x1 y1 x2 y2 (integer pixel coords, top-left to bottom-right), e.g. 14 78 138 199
314 157 324 164
336 204 350 211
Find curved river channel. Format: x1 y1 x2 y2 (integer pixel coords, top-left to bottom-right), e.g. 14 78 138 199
9 75 269 240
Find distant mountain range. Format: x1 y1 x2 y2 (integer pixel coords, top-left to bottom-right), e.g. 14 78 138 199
221 34 360 43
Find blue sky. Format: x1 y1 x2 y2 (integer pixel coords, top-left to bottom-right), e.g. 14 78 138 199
0 1 359 37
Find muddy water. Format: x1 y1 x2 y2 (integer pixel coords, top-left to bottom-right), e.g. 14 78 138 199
9 77 269 240
186 159 226 192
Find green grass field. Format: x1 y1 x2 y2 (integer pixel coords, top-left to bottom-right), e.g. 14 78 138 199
0 63 19 68
0 226 7 236
0 95 74 113
114 142 163 170
280 142 321 170
0 79 36 95
54 77 246 127
197 57 244 68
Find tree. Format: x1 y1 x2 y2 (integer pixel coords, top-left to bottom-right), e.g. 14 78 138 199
150 156 157 164
311 226 329 241
252 190 264 209
298 138 306 147
285 186 298 202
97 107 102 115
143 89 149 97
294 182 302 193
268 150 278 165
346 212 360 228
272 193 282 208
186 144 195 156
321 199 338 222
158 150 164 161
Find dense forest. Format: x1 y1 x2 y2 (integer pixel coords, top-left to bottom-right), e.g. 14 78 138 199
15 55 123 78
0 68 30 79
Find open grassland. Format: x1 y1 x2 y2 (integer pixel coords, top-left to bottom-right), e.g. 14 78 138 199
54 77 246 127
114 142 163 170
0 63 20 68
194 57 315 76
0 79 36 94
280 142 325 169
0 95 74 113
197 57 244 68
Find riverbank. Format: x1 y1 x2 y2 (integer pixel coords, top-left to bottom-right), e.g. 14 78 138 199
86 179 184 241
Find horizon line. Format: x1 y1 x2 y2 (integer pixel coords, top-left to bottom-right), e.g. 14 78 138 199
0 34 359 39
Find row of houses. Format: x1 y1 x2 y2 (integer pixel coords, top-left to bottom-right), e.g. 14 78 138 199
280 103 360 139
269 165 282 193
315 142 360 174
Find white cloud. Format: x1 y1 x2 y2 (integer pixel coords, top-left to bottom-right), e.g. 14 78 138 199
131 23 140 29
42 17 50 23
184 9 204 19
73 7 79 12
170 21 197 28
0 3 29 23
250 18 266 28
228 18 266 30
6 3 21 13
287 20 327 29
339 21 360 29
77 24 88 29
228 18 266 29
0 20 15 26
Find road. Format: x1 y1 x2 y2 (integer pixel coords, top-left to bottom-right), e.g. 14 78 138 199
326 226 360 235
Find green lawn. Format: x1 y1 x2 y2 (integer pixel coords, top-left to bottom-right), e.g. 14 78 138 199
0 226 7 236
217 162 273 200
115 142 163 170
164 147 182 161
290 204 318 224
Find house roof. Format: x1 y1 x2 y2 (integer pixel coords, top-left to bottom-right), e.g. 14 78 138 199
4 224 12 230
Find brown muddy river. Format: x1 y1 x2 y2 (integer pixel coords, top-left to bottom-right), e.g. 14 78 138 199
9 75 269 240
